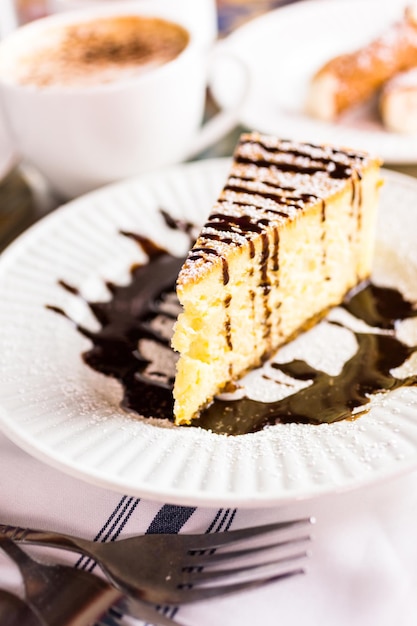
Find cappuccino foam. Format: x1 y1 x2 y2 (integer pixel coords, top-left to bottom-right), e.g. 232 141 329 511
0 15 189 88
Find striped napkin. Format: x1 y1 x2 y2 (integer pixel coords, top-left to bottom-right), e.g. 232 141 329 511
1 429 417 626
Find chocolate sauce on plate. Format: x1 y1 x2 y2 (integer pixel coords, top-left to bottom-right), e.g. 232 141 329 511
47 213 417 436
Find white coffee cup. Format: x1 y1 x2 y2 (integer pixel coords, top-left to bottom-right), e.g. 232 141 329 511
0 3 246 198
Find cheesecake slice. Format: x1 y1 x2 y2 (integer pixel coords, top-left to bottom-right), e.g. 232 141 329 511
172 132 382 425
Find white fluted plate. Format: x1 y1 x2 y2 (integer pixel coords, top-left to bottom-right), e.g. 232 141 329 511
1 159 417 507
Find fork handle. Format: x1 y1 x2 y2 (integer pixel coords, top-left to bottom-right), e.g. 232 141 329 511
0 536 38 572
0 523 90 555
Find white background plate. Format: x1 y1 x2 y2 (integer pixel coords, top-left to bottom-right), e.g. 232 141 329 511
211 0 417 164
1 158 417 507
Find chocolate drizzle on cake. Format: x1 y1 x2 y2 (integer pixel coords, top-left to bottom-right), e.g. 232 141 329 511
271 227 279 273
47 211 417 436
179 135 371 290
321 200 327 274
234 136 364 179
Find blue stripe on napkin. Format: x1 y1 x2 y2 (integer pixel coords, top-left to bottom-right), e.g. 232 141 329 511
76 496 139 571
146 504 196 535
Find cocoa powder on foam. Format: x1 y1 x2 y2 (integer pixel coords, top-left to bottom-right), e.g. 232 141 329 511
2 15 189 88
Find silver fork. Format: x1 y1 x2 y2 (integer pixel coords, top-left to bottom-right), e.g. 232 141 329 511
0 518 313 605
0 589 44 626
0 536 184 626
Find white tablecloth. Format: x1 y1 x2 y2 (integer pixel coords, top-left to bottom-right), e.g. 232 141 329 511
1 429 417 626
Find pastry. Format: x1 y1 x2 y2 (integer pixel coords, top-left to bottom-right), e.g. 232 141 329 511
171 132 382 425
380 67 417 132
306 5 417 121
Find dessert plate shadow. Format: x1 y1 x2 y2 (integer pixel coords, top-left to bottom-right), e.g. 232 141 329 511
0 158 417 507
211 0 416 164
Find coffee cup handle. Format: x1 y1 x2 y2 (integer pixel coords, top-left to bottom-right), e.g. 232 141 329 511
0 96 19 180
183 45 250 160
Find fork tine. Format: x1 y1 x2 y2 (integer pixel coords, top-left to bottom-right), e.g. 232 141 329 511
166 569 305 604
99 606 181 626
111 598 185 626
184 534 311 567
182 550 309 585
185 518 313 552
